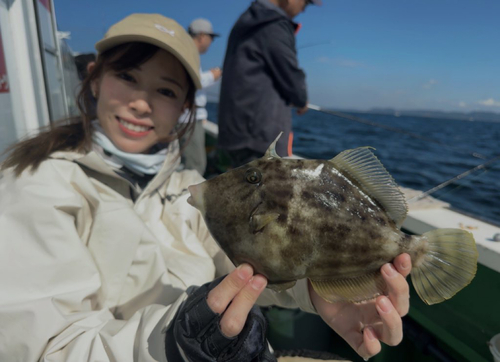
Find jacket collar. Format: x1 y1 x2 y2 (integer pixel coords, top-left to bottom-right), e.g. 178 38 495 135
49 140 181 201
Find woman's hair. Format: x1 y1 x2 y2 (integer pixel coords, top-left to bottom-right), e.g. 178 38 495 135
1 42 196 176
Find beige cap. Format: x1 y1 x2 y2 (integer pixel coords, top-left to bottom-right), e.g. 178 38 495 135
95 13 202 89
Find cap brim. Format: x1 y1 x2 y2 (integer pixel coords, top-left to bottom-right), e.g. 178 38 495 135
310 0 322 5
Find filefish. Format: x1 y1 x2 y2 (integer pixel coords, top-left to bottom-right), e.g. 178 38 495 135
187 135 478 305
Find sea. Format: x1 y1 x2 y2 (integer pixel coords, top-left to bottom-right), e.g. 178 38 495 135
206 103 500 226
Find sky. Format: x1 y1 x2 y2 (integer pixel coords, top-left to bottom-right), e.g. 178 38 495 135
54 0 500 113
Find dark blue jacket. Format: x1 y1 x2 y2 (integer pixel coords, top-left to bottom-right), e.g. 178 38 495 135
218 0 308 156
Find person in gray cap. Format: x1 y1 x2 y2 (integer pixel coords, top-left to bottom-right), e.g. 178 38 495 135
218 0 321 168
180 18 222 176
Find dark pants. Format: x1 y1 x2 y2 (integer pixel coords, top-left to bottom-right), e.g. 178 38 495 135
228 148 264 168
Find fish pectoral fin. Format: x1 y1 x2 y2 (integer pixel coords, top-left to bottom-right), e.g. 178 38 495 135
330 147 408 227
310 271 387 303
250 213 280 234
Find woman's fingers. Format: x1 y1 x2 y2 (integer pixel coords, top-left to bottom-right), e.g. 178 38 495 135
374 295 403 346
219 275 267 337
393 253 412 278
207 264 254 314
366 255 410 349
206 264 268 338
381 259 410 317
358 326 382 360
356 295 403 359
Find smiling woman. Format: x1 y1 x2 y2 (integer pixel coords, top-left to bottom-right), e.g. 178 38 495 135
1 39 198 176
90 45 191 154
0 12 298 362
0 12 413 362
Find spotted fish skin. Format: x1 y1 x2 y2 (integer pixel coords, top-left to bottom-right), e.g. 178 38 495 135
196 158 422 285
188 138 477 305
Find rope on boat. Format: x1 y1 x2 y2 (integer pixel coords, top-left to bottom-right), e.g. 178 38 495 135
307 104 488 160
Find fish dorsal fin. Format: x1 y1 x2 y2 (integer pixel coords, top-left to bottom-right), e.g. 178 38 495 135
310 271 387 303
330 147 408 227
264 133 283 159
250 213 280 234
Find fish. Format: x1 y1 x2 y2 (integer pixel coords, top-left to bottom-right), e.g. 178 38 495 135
187 135 478 305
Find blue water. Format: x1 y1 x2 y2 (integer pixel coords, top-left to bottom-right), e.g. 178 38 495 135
207 103 500 225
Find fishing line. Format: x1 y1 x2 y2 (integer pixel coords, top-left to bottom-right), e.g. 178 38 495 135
407 154 500 202
307 104 488 160
298 40 335 50
423 168 488 201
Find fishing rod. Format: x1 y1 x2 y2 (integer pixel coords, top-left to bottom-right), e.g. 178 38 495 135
307 104 488 160
298 40 335 50
407 154 500 202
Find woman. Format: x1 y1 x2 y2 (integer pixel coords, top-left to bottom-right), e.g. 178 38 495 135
0 13 412 362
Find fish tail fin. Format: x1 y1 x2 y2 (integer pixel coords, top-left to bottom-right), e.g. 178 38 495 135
411 228 478 305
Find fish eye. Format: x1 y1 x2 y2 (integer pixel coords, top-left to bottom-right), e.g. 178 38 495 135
245 168 262 184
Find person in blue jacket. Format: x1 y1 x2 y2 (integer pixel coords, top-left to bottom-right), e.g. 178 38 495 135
218 0 320 167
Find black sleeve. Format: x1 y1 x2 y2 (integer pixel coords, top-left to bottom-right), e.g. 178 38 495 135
260 20 308 108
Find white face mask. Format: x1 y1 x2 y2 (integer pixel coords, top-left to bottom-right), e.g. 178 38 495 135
92 121 168 175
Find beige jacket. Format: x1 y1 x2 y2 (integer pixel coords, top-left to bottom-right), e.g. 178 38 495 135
0 142 315 362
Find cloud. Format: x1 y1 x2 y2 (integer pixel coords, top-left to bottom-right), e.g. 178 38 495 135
335 59 365 68
422 79 438 89
458 101 467 108
316 57 365 68
317 56 331 64
478 98 500 107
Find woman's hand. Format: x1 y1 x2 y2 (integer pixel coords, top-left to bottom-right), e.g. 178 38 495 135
207 264 267 337
309 253 412 360
167 264 276 361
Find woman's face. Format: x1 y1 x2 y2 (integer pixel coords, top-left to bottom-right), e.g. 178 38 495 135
92 49 190 154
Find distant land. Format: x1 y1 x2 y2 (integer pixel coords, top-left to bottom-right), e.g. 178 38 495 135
343 108 500 122
206 102 500 122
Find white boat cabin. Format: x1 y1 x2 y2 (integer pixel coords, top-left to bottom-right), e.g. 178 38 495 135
0 0 79 160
